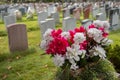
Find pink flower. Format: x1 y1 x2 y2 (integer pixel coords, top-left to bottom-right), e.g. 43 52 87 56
80 41 87 50
46 37 69 55
74 26 85 33
89 24 96 29
51 29 62 38
69 30 75 44
99 27 109 37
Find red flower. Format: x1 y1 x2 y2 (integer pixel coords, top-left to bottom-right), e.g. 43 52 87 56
74 26 85 33
51 29 62 38
99 27 109 37
69 30 75 44
80 41 87 50
89 24 96 29
46 37 69 55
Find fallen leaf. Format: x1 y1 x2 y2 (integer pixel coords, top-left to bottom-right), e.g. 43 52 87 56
2 73 7 80
44 64 48 68
7 66 12 70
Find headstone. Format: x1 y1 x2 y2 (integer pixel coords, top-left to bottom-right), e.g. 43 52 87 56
7 24 28 52
1 11 8 21
38 11 48 22
109 8 119 30
82 19 92 29
51 12 60 24
73 8 80 20
40 18 55 39
14 10 22 20
46 18 55 29
92 8 99 18
4 15 16 27
100 7 106 19
62 17 76 31
96 13 106 21
63 8 70 18
47 4 56 17
83 5 90 19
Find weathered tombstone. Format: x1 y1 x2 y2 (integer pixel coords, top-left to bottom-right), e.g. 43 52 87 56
51 12 60 24
73 8 80 20
62 17 76 31
82 19 92 29
4 15 16 27
14 10 22 20
7 24 28 52
109 8 119 30
63 8 70 18
38 11 48 22
96 13 106 21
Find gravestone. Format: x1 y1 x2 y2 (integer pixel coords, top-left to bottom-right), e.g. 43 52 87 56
100 7 106 19
83 5 91 19
51 12 60 24
19 7 26 15
96 13 106 21
40 18 55 39
62 17 76 31
109 8 119 30
4 15 16 27
46 18 55 29
82 19 92 29
1 11 8 21
38 11 48 22
73 8 80 20
92 8 99 18
7 24 28 52
14 10 22 20
47 4 56 17
63 8 70 18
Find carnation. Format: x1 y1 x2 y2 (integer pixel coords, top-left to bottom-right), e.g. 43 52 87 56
87 28 103 43
61 32 70 39
53 54 65 67
73 33 86 44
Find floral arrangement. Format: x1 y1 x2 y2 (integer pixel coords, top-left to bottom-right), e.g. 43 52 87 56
40 20 112 71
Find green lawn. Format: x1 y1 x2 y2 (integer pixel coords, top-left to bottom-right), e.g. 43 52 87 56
0 13 120 80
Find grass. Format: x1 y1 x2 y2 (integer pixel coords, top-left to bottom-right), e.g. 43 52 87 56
0 12 120 80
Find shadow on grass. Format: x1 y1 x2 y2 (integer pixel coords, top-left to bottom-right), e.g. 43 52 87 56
0 31 7 37
0 47 36 62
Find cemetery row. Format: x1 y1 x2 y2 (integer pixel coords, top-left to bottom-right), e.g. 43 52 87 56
0 1 120 52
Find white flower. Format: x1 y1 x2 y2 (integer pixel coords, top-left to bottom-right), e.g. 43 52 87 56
66 44 86 62
102 21 110 32
53 54 65 67
70 63 79 70
43 28 53 41
101 38 113 46
61 32 70 39
88 28 103 43
92 46 106 59
73 33 86 44
93 20 103 28
40 40 48 50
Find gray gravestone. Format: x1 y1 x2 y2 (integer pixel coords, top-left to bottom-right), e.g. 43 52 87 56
40 18 55 39
4 15 16 27
62 17 76 31
109 8 119 30
92 8 99 18
38 11 48 22
82 19 92 29
7 24 28 52
1 11 8 21
63 8 70 18
51 12 60 24
100 7 106 19
96 13 106 21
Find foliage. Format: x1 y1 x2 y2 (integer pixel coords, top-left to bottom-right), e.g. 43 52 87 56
55 59 118 80
107 45 120 73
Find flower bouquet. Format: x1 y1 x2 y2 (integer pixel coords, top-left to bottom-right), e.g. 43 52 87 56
40 20 118 80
